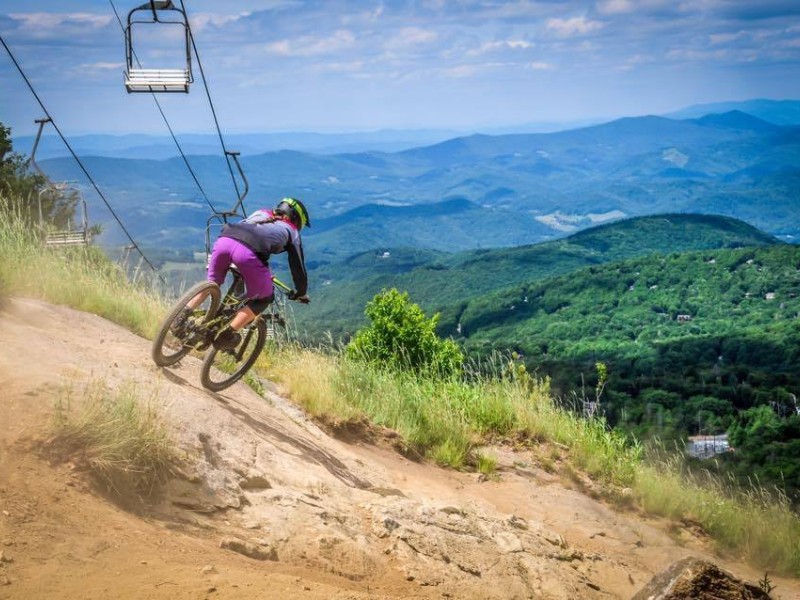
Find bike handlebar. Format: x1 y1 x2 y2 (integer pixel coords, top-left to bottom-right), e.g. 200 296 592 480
271 276 310 303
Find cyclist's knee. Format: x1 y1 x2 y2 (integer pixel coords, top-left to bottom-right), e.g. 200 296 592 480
247 295 274 315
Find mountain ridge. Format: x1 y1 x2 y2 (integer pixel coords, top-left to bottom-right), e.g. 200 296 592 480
295 213 781 339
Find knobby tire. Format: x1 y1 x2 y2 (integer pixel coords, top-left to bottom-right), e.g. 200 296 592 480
199 318 267 392
152 281 221 367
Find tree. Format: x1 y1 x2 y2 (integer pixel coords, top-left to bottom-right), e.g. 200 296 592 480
347 288 464 376
0 122 45 221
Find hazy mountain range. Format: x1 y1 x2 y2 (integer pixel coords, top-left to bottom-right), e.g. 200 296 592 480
29 98 800 259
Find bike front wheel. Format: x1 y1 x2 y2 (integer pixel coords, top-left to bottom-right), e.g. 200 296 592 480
152 281 222 367
199 319 267 392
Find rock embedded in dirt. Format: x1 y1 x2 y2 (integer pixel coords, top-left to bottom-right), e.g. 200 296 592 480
239 475 272 491
631 557 771 600
219 538 278 561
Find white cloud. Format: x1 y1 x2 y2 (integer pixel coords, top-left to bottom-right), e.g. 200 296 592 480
9 12 112 30
526 61 554 70
709 31 747 45
666 48 730 61
546 16 606 37
189 12 252 33
385 27 438 50
79 62 124 71
468 39 535 56
442 65 478 78
262 29 356 57
596 0 634 15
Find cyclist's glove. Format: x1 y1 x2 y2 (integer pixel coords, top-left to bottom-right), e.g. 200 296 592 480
288 290 311 304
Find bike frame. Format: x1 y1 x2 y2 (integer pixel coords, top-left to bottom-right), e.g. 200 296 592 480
199 269 292 355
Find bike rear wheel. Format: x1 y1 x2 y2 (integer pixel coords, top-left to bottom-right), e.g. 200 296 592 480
152 281 222 367
199 318 267 392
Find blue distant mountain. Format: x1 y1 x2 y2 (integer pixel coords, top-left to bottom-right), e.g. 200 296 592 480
31 107 800 253
664 99 800 125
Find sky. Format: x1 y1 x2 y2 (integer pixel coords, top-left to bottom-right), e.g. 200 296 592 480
1 0 800 137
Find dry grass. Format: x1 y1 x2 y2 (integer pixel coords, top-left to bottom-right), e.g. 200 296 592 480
49 381 177 498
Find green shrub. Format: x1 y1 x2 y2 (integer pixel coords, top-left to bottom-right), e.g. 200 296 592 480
347 288 463 376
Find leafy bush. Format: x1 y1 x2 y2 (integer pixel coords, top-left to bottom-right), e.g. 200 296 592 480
347 288 463 376
1 123 44 217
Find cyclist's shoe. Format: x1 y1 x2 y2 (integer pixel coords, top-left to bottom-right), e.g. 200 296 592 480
170 308 192 336
213 328 242 350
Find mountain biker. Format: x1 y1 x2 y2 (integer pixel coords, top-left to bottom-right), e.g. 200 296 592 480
177 197 311 349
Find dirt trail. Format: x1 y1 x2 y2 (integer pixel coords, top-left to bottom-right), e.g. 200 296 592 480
0 297 797 599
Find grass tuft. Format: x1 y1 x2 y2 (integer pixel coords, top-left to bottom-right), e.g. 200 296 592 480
49 381 177 497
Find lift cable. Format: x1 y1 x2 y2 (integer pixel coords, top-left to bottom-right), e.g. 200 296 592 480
0 33 165 284
108 0 218 214
178 0 246 215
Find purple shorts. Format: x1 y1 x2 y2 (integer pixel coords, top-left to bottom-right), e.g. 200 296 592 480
207 237 273 299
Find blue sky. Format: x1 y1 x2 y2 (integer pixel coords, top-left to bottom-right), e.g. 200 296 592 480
2 0 799 136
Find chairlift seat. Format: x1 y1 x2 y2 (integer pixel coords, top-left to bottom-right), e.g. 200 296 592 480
45 231 89 247
125 68 191 93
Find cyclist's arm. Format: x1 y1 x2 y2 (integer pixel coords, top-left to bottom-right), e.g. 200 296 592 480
286 239 308 296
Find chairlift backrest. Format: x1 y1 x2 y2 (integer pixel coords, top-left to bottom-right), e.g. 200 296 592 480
124 0 193 93
29 118 92 247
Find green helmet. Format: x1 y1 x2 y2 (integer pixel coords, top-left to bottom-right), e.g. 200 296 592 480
275 197 310 230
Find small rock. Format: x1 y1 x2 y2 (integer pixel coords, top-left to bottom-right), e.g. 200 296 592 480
494 532 523 554
0 551 12 563
240 475 271 491
631 557 771 600
439 506 465 516
383 517 400 533
219 538 277 561
589 531 606 539
0 574 10 586
201 565 217 574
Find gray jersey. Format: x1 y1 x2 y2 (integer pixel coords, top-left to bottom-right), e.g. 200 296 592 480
220 209 307 295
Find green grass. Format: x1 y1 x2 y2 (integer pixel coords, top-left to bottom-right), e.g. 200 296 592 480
0 194 166 338
635 453 800 574
3 190 800 575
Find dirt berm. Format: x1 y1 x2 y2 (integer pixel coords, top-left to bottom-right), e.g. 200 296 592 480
0 297 796 599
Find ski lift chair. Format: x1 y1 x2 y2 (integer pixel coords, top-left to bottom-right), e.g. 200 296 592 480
29 118 91 247
38 184 91 247
124 1 193 93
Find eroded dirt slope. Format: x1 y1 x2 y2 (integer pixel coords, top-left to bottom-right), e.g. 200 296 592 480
0 297 796 599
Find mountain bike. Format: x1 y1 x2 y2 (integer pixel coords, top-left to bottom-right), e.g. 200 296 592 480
151 267 297 392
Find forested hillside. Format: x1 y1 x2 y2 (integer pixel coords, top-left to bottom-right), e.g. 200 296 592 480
297 214 779 338
457 244 800 495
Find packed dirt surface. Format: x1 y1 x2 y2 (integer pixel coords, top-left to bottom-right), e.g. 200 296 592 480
0 297 797 599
